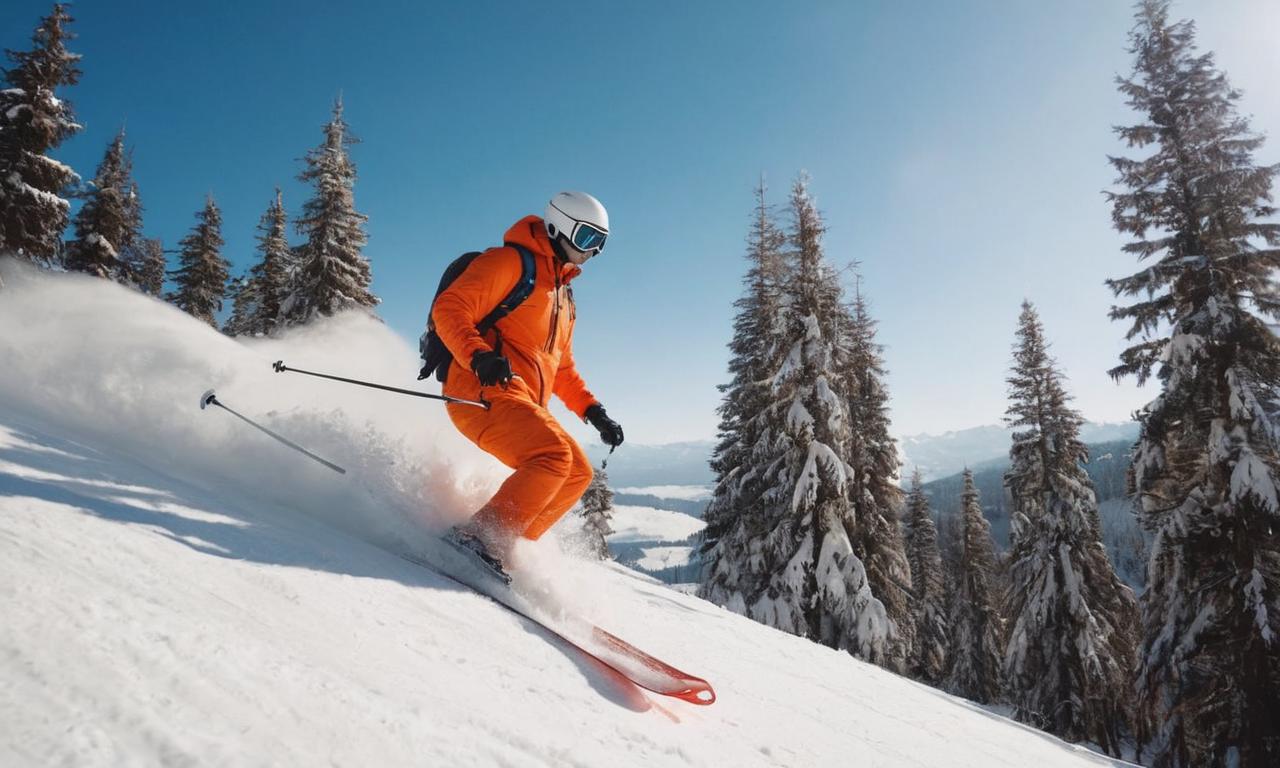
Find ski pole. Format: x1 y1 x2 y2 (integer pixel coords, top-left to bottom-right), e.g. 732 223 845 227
199 389 347 475
272 361 490 410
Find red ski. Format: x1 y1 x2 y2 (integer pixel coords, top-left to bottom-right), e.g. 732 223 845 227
582 624 716 705
399 547 716 706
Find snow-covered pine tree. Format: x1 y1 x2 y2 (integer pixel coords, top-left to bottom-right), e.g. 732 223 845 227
130 238 165 296
699 179 788 610
65 129 141 281
841 279 914 673
935 503 964 577
935 504 966 676
224 189 291 337
904 468 949 685
249 189 290 334
0 4 81 264
945 469 1005 704
223 274 255 337
1107 2 1280 764
167 197 228 327
579 466 615 560
282 98 377 325
1001 300 1138 754
745 175 887 658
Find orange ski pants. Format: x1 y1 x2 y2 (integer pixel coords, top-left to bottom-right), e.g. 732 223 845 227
447 394 593 541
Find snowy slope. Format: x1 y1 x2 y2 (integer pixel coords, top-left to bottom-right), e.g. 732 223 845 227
635 546 695 571
0 262 1132 767
606 504 706 544
615 485 712 502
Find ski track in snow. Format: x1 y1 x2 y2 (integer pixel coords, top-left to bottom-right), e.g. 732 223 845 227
0 262 1134 767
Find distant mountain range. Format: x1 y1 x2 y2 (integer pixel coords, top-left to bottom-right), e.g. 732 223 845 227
898 421 1141 481
586 420 1141 490
585 440 716 488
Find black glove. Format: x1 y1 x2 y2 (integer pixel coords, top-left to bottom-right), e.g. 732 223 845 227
471 350 513 387
585 404 624 448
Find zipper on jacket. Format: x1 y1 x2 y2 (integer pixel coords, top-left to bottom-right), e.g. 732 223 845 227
545 271 562 353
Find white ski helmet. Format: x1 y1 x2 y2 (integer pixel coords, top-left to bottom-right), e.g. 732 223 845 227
544 191 609 254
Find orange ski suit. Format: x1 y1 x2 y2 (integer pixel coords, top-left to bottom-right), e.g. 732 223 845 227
432 215 598 541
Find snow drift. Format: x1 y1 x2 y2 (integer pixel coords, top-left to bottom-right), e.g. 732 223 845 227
0 261 1132 767
0 259 496 547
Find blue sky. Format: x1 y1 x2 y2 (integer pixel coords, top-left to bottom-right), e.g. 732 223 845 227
8 0 1278 445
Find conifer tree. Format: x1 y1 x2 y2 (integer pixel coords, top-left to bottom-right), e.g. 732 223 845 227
904 469 949 684
282 98 377 324
936 506 966 668
1107 2 1280 764
841 281 915 672
168 197 228 327
65 129 140 281
579 466 615 560
130 238 165 296
945 469 1004 704
223 274 255 337
1001 301 1138 754
739 175 886 657
224 190 290 337
700 179 788 608
250 188 290 333
0 4 81 264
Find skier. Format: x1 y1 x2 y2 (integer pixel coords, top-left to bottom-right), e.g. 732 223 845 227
433 191 624 577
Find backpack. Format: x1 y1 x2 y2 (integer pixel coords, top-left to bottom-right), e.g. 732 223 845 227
418 242 537 382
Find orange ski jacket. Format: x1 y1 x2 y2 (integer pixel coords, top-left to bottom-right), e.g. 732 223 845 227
432 215 598 418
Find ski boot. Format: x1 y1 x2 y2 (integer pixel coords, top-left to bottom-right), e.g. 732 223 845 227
442 527 513 586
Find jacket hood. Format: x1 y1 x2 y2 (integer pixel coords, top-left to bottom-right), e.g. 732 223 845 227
504 215 582 282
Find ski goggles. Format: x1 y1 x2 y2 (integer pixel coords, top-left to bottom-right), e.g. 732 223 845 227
569 221 608 253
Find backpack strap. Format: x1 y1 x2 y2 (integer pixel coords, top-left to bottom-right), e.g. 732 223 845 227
420 243 536 382
476 242 537 337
